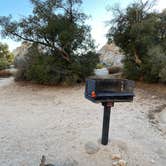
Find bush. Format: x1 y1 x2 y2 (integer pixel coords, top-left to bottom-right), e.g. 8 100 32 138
15 45 99 85
123 57 142 80
96 63 105 69
0 42 13 70
123 45 166 83
159 67 166 83
108 66 122 74
107 1 166 83
143 46 166 83
0 58 9 70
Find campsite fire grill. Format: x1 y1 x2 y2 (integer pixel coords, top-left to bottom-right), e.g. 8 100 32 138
85 77 135 145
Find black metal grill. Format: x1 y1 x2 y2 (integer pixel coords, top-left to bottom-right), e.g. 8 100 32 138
84 77 135 145
85 78 135 103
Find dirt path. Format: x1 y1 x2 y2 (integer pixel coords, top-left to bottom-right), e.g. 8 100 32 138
0 79 166 166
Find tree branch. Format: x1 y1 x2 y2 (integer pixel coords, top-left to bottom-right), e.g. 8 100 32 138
11 31 70 61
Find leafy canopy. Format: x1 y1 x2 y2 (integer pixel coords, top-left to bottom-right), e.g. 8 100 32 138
0 0 95 62
107 0 166 82
0 0 99 84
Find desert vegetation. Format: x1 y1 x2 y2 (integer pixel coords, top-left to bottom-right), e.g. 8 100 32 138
0 1 166 166
0 0 165 84
107 0 166 83
0 0 99 84
0 42 13 70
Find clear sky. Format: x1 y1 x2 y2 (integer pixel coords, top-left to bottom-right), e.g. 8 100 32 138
0 0 165 51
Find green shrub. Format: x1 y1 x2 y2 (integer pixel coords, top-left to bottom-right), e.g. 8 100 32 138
123 45 166 83
15 45 99 85
96 63 105 69
0 42 13 70
0 58 9 70
108 66 122 74
123 57 142 80
143 46 166 83
107 1 166 83
159 67 166 83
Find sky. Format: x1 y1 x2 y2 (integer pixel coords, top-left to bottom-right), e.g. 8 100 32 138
0 0 166 51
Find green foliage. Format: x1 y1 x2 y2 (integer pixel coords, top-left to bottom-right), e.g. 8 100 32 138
0 58 9 70
0 42 14 70
145 46 166 82
0 0 98 84
96 63 105 69
107 1 166 83
123 58 141 80
15 45 99 85
159 67 166 83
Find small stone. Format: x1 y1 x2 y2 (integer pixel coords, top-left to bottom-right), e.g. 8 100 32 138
112 161 119 166
118 159 127 166
151 159 155 164
151 96 157 99
63 158 78 166
85 142 99 154
111 154 121 160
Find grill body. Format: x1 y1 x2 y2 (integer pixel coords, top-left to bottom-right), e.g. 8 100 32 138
85 78 135 103
84 77 135 145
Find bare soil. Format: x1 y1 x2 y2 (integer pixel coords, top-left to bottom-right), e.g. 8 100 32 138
0 78 166 166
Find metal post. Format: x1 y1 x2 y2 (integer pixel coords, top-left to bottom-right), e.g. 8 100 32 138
101 103 111 145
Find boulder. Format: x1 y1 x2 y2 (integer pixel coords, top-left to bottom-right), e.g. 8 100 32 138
94 67 109 76
13 41 32 69
84 141 100 154
98 43 125 68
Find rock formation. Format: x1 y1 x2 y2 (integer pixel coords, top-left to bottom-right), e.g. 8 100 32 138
12 41 32 69
98 43 125 68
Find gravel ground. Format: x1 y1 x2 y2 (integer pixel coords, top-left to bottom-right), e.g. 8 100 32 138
0 78 166 166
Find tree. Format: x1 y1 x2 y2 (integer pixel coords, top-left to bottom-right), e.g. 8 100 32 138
0 0 99 84
107 0 166 82
0 42 14 70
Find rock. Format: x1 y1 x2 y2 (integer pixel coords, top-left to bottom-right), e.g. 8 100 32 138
63 158 78 166
111 154 121 160
98 43 124 68
94 68 109 76
84 142 99 154
118 159 127 166
13 41 32 69
112 161 119 166
151 159 155 164
13 41 46 69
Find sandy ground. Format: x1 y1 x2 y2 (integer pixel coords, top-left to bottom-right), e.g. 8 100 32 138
0 78 166 166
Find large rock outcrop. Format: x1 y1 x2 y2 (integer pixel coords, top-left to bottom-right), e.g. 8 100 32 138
98 43 125 68
12 41 32 69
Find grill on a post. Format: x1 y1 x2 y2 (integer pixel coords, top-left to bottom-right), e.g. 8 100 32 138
85 77 135 145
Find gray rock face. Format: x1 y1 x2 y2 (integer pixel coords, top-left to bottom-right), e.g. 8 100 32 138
98 43 125 67
12 41 32 69
84 141 100 154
